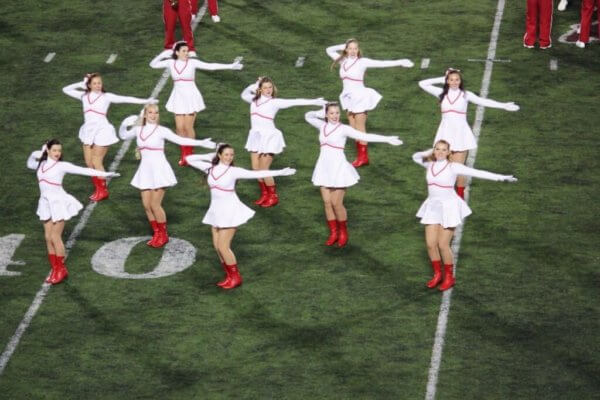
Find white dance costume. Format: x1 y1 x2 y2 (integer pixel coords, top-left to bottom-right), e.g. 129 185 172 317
241 82 324 154
186 155 293 228
418 76 517 152
27 151 115 222
412 149 515 228
150 50 241 114
326 44 413 113
305 109 397 188
118 115 215 190
62 81 152 146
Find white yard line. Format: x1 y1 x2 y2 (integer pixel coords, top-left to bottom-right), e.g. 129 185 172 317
467 58 511 63
43 53 56 63
0 1 208 377
106 54 118 64
295 56 306 68
550 59 558 71
424 0 506 399
420 58 430 69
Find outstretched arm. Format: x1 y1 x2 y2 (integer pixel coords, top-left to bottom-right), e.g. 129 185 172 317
233 167 296 180
162 128 216 149
62 80 86 100
344 126 403 145
190 59 243 71
325 44 346 60
465 91 520 111
106 93 157 105
118 115 139 140
186 154 216 173
361 57 414 69
451 163 517 182
418 76 445 98
304 109 326 130
274 98 327 110
27 151 43 170
411 149 433 168
149 49 173 69
241 82 258 103
61 162 120 178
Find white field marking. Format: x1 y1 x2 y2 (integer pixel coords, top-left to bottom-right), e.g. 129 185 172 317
420 58 430 69
467 58 511 63
295 56 306 67
558 22 598 44
106 54 118 64
43 53 56 63
0 234 26 277
550 59 558 71
0 1 209 377
425 0 506 399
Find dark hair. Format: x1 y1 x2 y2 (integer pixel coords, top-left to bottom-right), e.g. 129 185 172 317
439 70 465 102
37 138 63 169
253 77 278 101
85 73 106 93
172 41 189 59
324 102 340 122
331 38 362 70
211 143 234 166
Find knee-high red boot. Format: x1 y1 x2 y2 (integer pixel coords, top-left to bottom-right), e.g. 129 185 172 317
46 254 57 283
93 178 109 202
221 264 242 289
351 142 369 167
439 264 456 291
216 261 231 287
254 181 269 205
456 186 465 200
426 260 443 288
261 184 279 207
178 146 188 166
89 177 100 201
337 220 348 247
50 255 69 285
152 222 169 248
325 220 338 246
147 220 159 246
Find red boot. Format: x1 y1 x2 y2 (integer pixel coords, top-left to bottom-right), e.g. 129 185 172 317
456 186 465 200
426 260 443 288
439 264 456 291
92 177 109 202
221 264 242 289
178 146 188 166
261 184 279 207
337 220 348 247
50 255 69 285
216 261 231 287
151 222 169 248
89 177 100 201
325 220 338 246
46 254 57 283
254 181 269 205
351 142 369 167
147 220 159 247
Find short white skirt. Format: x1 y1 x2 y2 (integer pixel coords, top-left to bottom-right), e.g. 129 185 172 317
79 121 119 146
433 116 478 152
244 128 286 154
339 87 382 114
311 148 359 188
166 83 206 114
37 190 83 222
131 152 177 190
416 195 472 228
202 191 255 228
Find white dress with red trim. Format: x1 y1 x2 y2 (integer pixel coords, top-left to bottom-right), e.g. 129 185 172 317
241 83 325 154
150 52 240 115
186 156 293 228
27 151 115 222
305 110 395 188
62 81 151 146
118 117 215 190
412 149 514 228
326 44 412 114
418 76 516 152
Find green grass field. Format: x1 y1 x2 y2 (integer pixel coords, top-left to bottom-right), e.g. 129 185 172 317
1 0 599 399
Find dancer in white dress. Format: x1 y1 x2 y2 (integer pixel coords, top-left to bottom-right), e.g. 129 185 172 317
150 41 243 166
62 73 156 202
412 140 517 291
241 77 326 207
27 139 120 285
119 104 216 248
305 103 402 248
326 39 413 167
186 144 295 289
418 68 519 199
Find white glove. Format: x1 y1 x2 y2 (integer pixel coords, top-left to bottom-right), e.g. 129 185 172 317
122 115 139 126
146 98 159 104
231 62 244 70
502 175 517 182
387 136 404 146
160 49 172 58
107 172 121 178
399 59 414 68
315 98 328 106
504 102 519 112
200 138 217 149
280 167 296 176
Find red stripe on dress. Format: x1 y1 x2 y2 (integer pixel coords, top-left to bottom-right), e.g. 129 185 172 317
250 112 274 120
174 59 189 75
138 147 164 151
320 142 344 150
210 186 234 192
38 179 61 186
341 76 364 82
427 183 453 189
431 161 450 177
84 109 107 116
173 79 194 82
210 165 231 180
441 110 466 115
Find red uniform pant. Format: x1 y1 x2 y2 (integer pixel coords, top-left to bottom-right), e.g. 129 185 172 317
524 0 553 47
579 0 600 43
191 0 218 16
163 0 195 51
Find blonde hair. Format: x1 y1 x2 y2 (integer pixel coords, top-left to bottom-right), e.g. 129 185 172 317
423 140 452 162
142 104 160 126
330 38 362 70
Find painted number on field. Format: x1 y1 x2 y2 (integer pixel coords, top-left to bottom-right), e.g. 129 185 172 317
0 234 26 276
91 237 196 279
